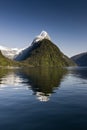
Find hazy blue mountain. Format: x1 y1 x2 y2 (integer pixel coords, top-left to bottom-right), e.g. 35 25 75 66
71 52 87 66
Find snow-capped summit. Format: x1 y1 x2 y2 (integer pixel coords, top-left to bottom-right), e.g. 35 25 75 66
40 31 51 39
15 31 51 61
32 31 51 43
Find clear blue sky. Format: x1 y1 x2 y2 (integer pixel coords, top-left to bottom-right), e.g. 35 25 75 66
0 0 87 57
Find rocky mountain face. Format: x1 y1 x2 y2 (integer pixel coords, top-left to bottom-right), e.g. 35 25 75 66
20 39 75 67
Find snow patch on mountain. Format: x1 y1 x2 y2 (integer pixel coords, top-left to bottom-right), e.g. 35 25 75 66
0 45 22 59
32 31 51 44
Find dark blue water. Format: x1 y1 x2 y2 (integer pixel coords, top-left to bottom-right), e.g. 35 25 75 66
0 67 87 130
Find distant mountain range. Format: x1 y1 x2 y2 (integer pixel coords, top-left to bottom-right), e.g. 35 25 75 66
0 45 21 60
0 51 20 66
71 52 87 66
0 31 75 67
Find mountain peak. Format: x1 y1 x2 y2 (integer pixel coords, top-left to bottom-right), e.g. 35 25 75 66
40 31 50 38
32 31 51 44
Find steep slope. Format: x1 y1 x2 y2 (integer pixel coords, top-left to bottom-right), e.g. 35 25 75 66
19 39 75 67
71 52 87 66
14 31 51 61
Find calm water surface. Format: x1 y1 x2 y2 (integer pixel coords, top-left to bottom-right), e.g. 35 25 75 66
0 67 87 130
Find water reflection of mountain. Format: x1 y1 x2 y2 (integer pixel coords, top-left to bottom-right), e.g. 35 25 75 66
0 67 67 101
19 68 67 101
0 68 24 87
68 67 87 80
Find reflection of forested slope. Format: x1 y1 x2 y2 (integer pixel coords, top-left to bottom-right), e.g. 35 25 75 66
0 67 67 96
20 68 67 95
0 68 10 80
0 68 15 85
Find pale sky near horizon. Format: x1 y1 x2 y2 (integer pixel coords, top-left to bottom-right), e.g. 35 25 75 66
0 0 87 57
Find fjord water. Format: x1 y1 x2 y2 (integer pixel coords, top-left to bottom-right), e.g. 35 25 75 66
0 67 87 130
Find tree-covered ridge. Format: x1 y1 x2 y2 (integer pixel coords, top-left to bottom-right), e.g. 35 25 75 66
22 39 75 67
